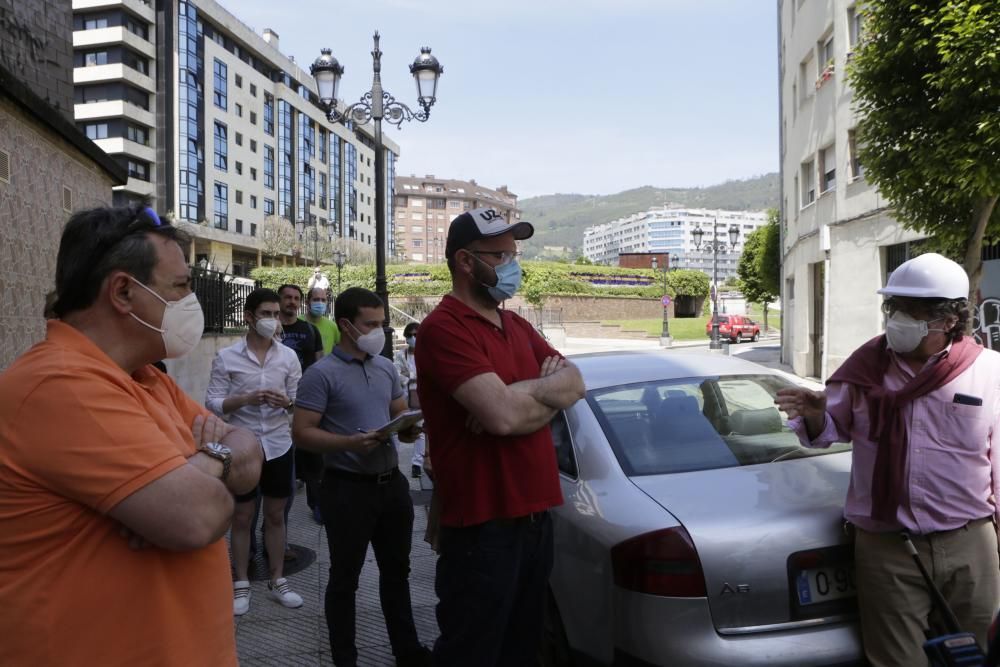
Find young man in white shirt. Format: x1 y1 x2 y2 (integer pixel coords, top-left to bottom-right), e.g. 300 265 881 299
206 288 304 615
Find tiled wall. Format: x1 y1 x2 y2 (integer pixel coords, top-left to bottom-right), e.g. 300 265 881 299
0 100 115 370
0 0 75 119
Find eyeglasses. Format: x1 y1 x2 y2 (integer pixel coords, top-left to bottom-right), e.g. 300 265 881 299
468 250 522 265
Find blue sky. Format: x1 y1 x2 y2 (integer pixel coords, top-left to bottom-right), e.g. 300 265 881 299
224 0 779 198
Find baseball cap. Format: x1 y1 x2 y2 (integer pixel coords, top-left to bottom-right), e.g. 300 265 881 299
445 207 534 260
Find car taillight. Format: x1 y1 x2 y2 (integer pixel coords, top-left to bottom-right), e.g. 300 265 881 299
611 526 707 597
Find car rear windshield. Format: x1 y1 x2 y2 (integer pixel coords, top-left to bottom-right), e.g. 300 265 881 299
587 374 851 476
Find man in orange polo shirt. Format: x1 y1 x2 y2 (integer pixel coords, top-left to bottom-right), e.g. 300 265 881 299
0 204 263 666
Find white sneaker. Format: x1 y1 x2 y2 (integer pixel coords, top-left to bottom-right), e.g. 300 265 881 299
233 580 251 616
268 577 303 608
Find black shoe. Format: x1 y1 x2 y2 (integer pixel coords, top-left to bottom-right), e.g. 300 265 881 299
411 464 422 479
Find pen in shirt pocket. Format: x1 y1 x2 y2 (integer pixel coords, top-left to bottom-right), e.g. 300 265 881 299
953 393 983 406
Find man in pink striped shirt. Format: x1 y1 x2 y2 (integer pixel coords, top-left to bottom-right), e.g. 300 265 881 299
776 253 1000 667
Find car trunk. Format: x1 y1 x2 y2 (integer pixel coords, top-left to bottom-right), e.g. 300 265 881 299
629 452 855 632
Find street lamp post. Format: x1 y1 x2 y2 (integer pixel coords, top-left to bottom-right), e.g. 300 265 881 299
651 256 671 347
330 248 346 296
311 33 443 358
297 204 320 268
692 219 739 350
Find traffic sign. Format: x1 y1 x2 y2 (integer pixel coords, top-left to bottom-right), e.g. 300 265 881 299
661 295 671 307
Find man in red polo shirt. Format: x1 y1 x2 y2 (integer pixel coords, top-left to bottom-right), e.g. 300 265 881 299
416 208 586 667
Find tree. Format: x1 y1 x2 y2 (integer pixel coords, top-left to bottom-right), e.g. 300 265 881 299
258 216 295 266
849 2 1000 302
737 209 780 331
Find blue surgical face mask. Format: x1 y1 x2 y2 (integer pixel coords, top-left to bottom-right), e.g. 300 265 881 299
470 253 522 302
406 335 416 348
309 302 327 317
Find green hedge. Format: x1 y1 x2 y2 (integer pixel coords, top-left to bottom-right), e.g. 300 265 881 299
251 262 710 306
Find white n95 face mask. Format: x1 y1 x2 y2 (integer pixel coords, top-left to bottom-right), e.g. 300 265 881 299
128 278 204 359
254 317 279 339
348 321 386 356
885 311 945 353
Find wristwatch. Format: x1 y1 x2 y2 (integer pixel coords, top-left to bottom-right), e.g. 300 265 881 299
199 442 232 482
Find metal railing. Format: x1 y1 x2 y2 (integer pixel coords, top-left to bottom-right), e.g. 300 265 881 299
513 307 564 329
192 266 260 333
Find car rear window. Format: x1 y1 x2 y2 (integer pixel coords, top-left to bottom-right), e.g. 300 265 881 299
587 374 851 476
716 316 730 324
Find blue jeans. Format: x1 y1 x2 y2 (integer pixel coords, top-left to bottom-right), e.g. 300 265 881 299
432 512 554 667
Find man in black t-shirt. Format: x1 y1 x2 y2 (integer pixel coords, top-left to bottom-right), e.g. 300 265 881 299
277 284 322 370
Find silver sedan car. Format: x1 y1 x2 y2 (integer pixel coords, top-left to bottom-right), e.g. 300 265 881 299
542 351 863 666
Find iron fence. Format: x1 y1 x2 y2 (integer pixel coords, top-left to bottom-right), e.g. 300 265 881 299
192 267 260 333
513 307 564 329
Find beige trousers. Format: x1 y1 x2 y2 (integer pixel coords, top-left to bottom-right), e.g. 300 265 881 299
855 517 1000 667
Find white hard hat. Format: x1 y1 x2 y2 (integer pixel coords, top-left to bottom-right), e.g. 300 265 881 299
877 253 969 299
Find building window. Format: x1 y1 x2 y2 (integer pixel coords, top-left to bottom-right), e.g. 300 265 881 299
264 144 274 189
848 6 864 51
427 198 446 209
263 94 274 135
799 50 814 103
250 167 257 181
213 59 227 110
250 83 257 97
250 139 257 153
126 123 149 145
235 218 243 234
235 132 243 146
801 160 816 206
820 146 836 192
235 102 243 118
412 239 423 248
448 200 461 209
84 51 108 66
82 122 109 139
848 130 864 180
127 159 150 181
319 128 327 163
251 222 258 236
83 17 109 30
213 121 227 171
214 182 228 229
124 17 148 40
264 198 275 216
235 161 243 176
234 73 243 88
319 172 327 210
235 190 243 205
819 34 834 71
250 111 257 126
250 195 257 209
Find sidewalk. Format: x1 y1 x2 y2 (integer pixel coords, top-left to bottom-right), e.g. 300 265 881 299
234 444 436 666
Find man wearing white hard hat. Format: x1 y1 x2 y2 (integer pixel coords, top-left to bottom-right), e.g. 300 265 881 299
775 253 1000 666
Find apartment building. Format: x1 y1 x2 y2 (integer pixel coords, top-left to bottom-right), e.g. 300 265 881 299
71 0 399 277
393 175 520 264
778 0 931 378
583 208 768 284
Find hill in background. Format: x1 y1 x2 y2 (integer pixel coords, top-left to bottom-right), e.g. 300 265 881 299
518 172 779 259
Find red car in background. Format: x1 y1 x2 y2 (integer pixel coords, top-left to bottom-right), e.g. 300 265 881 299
706 314 761 343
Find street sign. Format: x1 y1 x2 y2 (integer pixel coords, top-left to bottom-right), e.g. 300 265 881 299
661 295 671 307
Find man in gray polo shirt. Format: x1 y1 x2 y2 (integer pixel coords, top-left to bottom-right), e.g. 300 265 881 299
293 287 429 667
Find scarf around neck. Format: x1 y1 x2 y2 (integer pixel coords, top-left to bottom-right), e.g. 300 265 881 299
827 334 982 523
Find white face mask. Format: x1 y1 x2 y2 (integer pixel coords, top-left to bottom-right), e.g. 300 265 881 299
128 278 204 359
885 311 946 353
347 321 385 356
254 317 279 340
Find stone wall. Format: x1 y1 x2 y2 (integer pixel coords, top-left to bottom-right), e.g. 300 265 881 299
540 295 671 321
0 0 75 119
0 100 117 370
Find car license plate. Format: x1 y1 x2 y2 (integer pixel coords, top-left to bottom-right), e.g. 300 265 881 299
795 565 856 606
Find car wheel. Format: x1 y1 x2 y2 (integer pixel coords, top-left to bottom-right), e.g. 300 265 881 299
735 332 742 344
539 590 573 667
752 331 760 342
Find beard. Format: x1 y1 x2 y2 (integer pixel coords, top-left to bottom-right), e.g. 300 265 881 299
471 261 500 307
